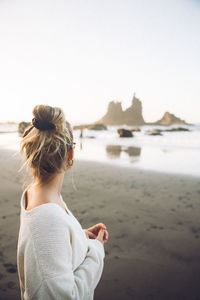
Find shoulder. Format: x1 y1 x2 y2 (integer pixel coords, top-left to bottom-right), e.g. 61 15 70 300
25 204 73 277
25 203 71 239
25 202 68 221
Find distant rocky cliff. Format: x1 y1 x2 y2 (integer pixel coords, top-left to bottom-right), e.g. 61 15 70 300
18 95 188 134
98 94 145 125
152 112 186 126
97 94 187 126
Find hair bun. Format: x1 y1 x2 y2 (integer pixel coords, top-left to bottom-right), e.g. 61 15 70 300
32 118 56 131
20 104 74 186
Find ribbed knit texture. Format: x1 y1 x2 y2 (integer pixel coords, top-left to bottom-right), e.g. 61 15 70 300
17 190 105 300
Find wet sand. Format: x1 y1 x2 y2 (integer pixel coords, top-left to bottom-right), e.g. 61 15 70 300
0 148 200 300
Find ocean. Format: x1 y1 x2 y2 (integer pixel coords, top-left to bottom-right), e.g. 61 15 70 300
0 123 200 177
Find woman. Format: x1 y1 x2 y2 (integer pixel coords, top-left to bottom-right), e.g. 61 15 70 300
17 104 109 300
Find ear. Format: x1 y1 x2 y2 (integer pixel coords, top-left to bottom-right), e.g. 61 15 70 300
67 148 74 161
64 148 74 170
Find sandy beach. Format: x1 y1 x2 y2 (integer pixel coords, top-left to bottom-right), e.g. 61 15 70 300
0 148 200 300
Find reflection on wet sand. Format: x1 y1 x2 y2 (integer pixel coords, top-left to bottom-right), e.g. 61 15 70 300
123 147 141 157
106 145 122 158
80 140 83 150
106 144 141 162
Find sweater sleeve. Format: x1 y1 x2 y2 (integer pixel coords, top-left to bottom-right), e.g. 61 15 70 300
28 207 105 300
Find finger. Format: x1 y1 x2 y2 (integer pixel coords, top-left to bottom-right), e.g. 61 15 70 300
88 231 96 239
104 230 109 240
97 228 104 237
88 223 107 236
87 227 99 235
93 223 106 229
94 223 107 231
97 223 107 229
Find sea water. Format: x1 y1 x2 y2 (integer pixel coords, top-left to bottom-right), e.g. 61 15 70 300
0 123 200 177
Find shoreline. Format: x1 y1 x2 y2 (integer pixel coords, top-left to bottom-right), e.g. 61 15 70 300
0 148 200 299
76 156 200 179
1 131 200 178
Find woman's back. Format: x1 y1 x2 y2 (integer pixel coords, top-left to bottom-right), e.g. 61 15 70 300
17 105 108 299
24 186 68 214
17 189 105 300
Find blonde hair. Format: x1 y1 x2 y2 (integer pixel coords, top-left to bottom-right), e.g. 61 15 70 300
19 104 73 187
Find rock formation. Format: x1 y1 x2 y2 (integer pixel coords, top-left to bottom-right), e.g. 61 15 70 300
130 127 141 132
123 95 145 125
87 124 107 130
96 94 189 126
73 123 107 131
98 94 145 126
117 128 133 138
147 129 163 136
153 112 186 126
98 101 124 125
163 127 190 132
18 95 189 132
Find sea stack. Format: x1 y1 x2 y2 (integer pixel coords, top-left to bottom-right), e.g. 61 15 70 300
154 112 186 126
122 94 145 125
98 101 123 125
98 94 145 126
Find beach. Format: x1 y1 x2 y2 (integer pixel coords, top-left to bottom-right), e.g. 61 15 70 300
0 148 200 300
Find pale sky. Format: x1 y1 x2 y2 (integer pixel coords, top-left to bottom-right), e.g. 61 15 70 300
0 0 199 125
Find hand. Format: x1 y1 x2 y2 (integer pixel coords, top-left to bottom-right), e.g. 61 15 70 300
96 228 109 245
84 223 108 239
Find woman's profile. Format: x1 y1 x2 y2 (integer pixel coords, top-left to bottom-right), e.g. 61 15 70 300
17 104 109 300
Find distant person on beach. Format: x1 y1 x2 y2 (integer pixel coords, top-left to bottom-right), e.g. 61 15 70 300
80 128 83 138
17 105 109 300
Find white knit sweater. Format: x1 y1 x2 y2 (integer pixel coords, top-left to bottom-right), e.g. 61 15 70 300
17 189 105 300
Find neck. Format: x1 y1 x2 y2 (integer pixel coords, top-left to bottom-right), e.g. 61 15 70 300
32 172 65 198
